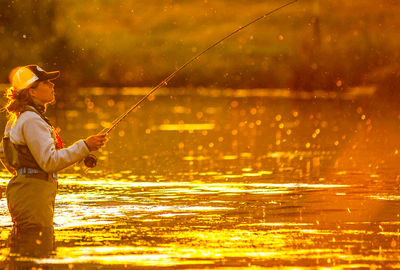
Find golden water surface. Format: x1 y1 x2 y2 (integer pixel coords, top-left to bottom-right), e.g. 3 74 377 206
1 88 400 269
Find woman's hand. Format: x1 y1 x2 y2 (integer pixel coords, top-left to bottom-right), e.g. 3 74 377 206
84 134 108 151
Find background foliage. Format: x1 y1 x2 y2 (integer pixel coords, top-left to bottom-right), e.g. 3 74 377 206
0 0 399 96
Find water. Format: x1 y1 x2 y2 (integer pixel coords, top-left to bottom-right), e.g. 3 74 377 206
1 87 400 269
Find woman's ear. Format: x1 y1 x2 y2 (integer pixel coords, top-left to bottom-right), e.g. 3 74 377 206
28 88 36 97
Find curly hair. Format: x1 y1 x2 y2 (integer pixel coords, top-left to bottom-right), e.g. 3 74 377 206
3 81 39 120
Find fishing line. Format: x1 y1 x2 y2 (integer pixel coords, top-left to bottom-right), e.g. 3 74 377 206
83 0 298 168
99 0 299 136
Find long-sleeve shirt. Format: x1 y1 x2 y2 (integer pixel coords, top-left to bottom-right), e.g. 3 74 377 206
0 108 90 173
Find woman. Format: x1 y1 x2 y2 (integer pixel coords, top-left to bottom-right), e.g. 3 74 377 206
0 65 107 228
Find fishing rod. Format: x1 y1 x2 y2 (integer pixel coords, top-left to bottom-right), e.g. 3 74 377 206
83 0 299 167
99 0 298 136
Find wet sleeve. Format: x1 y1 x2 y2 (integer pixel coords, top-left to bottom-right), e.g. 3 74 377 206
22 117 90 173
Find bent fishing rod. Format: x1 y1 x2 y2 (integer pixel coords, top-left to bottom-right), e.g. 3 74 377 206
99 0 298 136
83 0 299 168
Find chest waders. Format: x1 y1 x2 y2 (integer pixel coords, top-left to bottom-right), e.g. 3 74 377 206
4 106 59 228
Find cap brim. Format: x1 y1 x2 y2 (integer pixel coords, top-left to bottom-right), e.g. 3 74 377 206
40 71 60 81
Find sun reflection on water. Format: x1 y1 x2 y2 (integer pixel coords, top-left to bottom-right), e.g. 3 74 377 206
1 167 400 268
2 90 400 268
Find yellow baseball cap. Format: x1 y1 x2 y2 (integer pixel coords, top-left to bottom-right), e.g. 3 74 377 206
12 65 60 91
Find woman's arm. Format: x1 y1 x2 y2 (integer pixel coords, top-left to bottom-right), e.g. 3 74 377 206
22 115 91 173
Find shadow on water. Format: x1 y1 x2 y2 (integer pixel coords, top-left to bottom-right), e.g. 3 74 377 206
1 87 400 269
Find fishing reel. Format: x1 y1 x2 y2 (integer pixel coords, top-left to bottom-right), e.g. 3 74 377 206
84 154 98 168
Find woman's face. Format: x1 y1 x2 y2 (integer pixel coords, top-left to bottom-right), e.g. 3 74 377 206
30 80 55 105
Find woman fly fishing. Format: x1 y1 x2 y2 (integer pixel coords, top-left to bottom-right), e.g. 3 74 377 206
0 65 107 228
